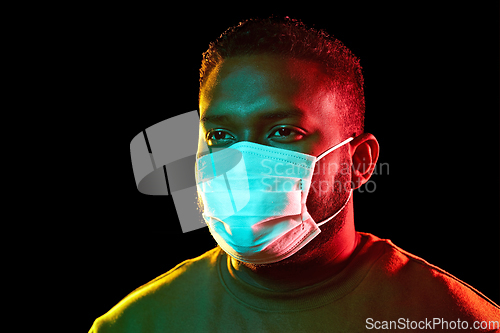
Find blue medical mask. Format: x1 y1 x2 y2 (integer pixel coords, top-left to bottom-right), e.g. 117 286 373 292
195 137 353 264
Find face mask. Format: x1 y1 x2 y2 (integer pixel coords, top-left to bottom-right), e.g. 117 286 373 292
195 137 353 265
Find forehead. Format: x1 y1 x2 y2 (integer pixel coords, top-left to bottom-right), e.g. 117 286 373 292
199 55 335 119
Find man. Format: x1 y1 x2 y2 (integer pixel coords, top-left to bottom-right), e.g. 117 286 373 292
90 17 499 332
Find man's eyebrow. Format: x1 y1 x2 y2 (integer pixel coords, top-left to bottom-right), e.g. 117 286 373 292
200 109 304 123
200 114 228 123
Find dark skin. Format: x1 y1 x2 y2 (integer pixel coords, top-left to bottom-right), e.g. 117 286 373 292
198 54 379 291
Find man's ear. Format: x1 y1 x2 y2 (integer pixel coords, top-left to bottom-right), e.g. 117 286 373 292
349 133 379 190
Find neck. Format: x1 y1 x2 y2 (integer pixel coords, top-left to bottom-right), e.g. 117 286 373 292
229 198 359 291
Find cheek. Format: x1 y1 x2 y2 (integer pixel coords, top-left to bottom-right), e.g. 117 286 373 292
313 156 344 180
310 154 351 193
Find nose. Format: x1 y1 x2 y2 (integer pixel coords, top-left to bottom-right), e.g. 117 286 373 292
239 128 262 145
237 127 274 147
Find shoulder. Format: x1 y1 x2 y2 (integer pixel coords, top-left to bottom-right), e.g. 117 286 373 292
90 247 223 333
359 232 499 321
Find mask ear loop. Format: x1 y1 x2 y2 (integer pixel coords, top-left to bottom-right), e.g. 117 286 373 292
314 137 354 228
316 189 352 227
316 137 354 161
302 137 354 230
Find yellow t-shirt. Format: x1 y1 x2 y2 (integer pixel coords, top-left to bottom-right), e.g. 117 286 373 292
90 232 500 332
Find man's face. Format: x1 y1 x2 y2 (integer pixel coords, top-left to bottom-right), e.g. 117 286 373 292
198 54 351 232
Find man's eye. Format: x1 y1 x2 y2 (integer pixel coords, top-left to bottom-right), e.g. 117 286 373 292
269 127 304 142
206 130 235 146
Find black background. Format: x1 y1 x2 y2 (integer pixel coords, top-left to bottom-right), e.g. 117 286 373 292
73 3 499 330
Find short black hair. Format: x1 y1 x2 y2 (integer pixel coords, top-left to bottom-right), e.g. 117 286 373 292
199 16 365 137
